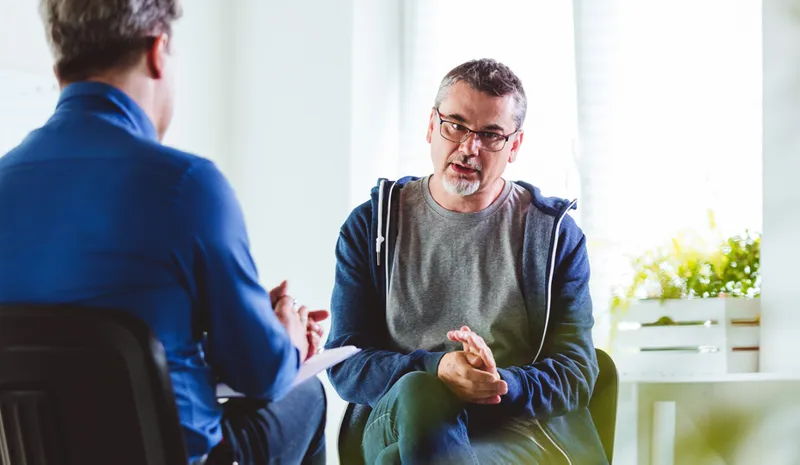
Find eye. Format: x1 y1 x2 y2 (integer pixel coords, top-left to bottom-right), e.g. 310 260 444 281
479 131 504 141
449 122 467 132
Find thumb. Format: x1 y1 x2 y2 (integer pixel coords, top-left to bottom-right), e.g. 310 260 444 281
270 280 288 305
464 352 484 368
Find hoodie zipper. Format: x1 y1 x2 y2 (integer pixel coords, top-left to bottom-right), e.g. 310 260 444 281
534 198 578 465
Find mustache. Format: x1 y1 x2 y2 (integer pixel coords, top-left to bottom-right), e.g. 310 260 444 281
447 155 482 171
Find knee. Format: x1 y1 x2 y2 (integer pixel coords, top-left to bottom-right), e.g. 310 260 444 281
394 372 446 397
392 372 458 413
295 377 327 423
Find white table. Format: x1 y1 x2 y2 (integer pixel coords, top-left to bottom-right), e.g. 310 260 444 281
615 373 800 465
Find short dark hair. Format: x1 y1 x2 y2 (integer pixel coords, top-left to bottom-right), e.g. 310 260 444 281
434 58 527 130
40 0 182 82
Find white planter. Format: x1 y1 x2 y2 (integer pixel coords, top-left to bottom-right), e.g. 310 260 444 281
611 298 760 377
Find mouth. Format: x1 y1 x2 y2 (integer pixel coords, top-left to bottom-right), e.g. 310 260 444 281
449 162 479 176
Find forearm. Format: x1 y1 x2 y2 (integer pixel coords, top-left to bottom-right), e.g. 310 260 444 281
496 346 597 419
326 345 445 406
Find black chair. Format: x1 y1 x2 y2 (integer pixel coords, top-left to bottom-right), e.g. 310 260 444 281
590 348 619 463
0 304 188 465
338 348 619 464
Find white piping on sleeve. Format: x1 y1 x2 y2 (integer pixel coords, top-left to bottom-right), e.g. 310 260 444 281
375 180 385 266
533 198 578 363
384 181 397 296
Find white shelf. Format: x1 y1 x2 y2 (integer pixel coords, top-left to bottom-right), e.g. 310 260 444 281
620 372 800 384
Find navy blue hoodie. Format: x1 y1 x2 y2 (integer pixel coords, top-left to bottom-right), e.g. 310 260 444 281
326 176 608 464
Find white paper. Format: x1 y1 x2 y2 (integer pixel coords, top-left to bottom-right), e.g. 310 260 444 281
216 345 361 398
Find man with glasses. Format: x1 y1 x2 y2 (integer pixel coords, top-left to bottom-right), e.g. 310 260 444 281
326 59 607 463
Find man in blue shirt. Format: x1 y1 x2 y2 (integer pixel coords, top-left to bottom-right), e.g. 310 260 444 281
0 1 327 464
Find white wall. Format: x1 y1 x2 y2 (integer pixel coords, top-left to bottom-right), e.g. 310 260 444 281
761 0 800 373
349 0 403 207
225 0 353 315
0 1 228 170
163 0 230 172
0 2 52 73
0 2 60 156
224 3 364 461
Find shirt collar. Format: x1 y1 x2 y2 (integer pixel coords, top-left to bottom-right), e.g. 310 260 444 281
55 81 159 142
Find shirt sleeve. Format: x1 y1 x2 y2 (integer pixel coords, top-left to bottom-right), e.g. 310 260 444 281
174 159 300 400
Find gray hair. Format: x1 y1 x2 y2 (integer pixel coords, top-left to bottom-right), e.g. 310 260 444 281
434 58 527 130
40 0 182 82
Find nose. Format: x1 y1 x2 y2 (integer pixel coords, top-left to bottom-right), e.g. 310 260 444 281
459 131 480 156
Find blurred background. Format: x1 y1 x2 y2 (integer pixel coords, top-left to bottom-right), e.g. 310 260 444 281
1 1 798 463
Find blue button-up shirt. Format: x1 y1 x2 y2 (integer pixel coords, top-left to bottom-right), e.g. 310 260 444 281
0 82 300 462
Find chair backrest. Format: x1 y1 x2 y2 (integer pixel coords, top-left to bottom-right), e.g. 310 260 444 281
339 348 619 464
588 348 619 463
0 305 187 465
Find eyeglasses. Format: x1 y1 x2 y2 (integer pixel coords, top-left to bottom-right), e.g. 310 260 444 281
434 108 518 152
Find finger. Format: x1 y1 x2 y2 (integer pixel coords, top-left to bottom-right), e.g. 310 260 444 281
307 309 330 322
472 395 502 405
450 377 507 398
459 365 498 384
448 331 479 354
308 320 323 337
274 295 295 316
269 280 289 305
462 332 496 370
464 352 485 368
451 331 496 370
297 305 309 325
307 332 322 360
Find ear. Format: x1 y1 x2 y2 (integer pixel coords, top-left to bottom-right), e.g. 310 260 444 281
426 108 436 144
507 130 524 164
146 33 170 79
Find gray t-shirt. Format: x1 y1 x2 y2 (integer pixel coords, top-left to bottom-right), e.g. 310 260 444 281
386 176 536 368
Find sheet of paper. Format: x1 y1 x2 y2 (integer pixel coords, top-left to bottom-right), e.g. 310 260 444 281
216 346 361 398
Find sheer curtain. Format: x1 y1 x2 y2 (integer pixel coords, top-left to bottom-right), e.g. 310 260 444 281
573 0 763 346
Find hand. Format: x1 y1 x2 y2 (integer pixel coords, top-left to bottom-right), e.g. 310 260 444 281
447 326 498 378
437 351 508 405
269 280 289 307
274 295 309 362
305 309 330 359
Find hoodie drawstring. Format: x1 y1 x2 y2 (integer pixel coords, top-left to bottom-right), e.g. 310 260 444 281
375 180 385 266
383 181 397 296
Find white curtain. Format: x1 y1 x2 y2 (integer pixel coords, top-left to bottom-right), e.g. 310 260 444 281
573 0 762 346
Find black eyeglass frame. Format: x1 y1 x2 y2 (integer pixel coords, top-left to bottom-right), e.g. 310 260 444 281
434 107 520 152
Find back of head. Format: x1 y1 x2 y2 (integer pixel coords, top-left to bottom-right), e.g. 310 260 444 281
40 0 182 83
434 58 527 130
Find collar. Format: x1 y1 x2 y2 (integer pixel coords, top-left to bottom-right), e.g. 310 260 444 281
55 81 159 142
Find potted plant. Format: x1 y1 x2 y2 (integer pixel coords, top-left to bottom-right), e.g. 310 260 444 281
609 222 761 377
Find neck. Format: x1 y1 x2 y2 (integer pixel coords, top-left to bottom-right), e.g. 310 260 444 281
64 73 161 139
428 174 506 213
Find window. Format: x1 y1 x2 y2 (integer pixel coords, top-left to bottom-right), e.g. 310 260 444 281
574 0 762 345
